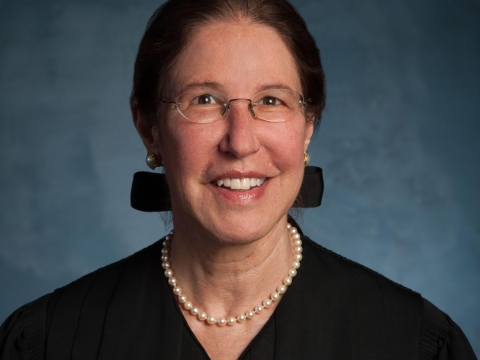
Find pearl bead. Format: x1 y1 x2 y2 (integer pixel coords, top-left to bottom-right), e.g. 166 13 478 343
173 286 182 295
283 276 292 286
263 299 273 308
178 294 187 304
227 317 236 325
161 255 169 262
294 253 303 261
271 292 280 302
292 260 300 269
164 269 173 278
163 239 170 246
294 239 302 246
207 316 217 324
237 314 247 322
198 312 207 321
287 223 292 229
168 277 177 286
217 318 227 326
288 268 297 277
183 301 193 310
290 228 298 234
277 284 287 294
190 307 199 316
246 311 255 319
293 233 301 240
165 235 171 241
255 305 264 313
162 261 171 269
161 248 169 255
293 245 303 254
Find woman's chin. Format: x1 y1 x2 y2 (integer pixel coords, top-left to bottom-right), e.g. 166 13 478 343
193 207 289 247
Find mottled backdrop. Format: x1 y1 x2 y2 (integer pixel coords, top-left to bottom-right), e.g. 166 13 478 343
0 0 479 354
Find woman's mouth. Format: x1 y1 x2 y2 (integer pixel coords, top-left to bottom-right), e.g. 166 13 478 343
213 177 266 191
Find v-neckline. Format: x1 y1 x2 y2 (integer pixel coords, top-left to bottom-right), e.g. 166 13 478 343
166 272 282 359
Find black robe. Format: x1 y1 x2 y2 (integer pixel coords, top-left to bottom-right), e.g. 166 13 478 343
0 234 477 359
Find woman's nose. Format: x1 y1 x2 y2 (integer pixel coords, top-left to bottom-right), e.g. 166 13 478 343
218 100 260 158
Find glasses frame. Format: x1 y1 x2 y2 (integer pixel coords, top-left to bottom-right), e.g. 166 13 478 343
161 89 307 123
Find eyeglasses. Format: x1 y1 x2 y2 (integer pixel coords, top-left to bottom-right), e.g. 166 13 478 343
161 89 306 123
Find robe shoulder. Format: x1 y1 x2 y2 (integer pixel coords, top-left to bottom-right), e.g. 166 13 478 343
300 237 477 360
421 298 477 359
0 240 163 360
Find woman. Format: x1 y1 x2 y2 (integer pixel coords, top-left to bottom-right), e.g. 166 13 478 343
1 0 476 359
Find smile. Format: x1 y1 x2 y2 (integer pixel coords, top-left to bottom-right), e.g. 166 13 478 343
214 177 266 190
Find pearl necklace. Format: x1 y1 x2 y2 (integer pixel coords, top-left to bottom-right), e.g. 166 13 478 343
161 223 303 326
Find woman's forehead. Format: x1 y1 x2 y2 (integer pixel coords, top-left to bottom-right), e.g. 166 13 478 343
167 20 302 97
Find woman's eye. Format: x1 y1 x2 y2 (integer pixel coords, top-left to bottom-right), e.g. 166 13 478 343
259 96 283 106
192 94 217 105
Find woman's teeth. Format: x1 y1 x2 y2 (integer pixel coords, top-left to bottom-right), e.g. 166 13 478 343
216 178 265 190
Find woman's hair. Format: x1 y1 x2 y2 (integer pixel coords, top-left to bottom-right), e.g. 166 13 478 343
131 0 326 128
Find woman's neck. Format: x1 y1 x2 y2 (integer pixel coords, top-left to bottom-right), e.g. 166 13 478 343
167 216 294 319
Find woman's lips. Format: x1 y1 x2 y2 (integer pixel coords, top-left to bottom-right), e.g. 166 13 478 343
214 177 266 190
210 177 268 205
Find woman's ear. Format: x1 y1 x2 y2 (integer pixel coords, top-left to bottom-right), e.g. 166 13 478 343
131 99 162 161
304 122 314 151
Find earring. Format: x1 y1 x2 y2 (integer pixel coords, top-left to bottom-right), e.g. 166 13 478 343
304 151 310 166
146 152 158 170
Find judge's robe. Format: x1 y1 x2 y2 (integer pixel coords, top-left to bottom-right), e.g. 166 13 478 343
1 233 477 359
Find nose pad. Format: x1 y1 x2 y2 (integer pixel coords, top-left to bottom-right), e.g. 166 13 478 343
248 104 256 118
222 99 256 119
221 104 228 117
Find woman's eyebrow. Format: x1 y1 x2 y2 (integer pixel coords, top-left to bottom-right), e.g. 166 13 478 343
181 81 225 92
255 83 294 92
176 82 295 95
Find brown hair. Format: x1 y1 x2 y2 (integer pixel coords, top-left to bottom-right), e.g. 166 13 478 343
131 0 326 127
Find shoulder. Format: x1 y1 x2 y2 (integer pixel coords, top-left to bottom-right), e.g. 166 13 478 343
0 294 49 360
302 236 421 305
421 298 477 359
300 237 477 359
45 239 163 316
0 240 163 360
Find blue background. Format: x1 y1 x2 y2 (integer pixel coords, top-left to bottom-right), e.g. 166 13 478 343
1 0 479 354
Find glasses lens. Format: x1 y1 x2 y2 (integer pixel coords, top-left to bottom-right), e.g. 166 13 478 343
252 89 304 122
175 91 225 123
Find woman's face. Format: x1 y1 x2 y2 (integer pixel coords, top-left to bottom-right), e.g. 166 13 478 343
154 20 313 243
